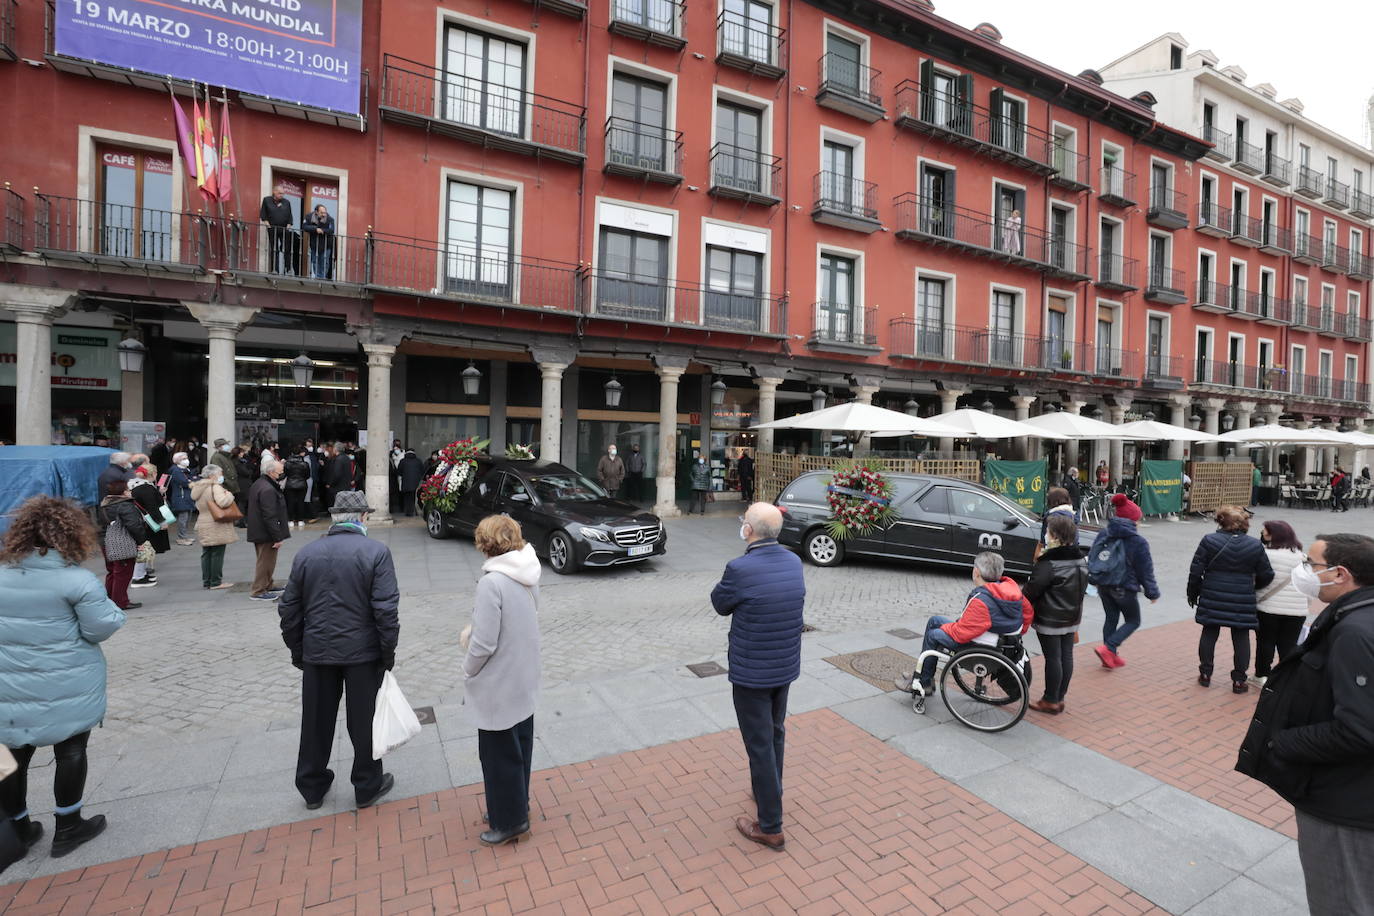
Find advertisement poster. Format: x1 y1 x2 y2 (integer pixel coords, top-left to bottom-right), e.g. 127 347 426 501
1139 459 1185 515
0 324 123 391
56 0 364 114
120 420 166 455
983 459 1048 514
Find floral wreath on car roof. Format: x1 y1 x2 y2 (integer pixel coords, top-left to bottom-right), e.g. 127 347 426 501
417 437 491 514
825 461 897 540
504 443 536 460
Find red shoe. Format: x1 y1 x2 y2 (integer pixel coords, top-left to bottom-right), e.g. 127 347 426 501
1094 645 1115 668
1111 651 1126 668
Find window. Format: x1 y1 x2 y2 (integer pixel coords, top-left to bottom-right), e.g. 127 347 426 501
721 0 774 65
1299 144 1311 169
820 140 857 211
1151 163 1171 209
1149 235 1170 286
1262 199 1277 243
1352 228 1364 257
919 61 971 133
1196 329 1213 382
1350 291 1362 320
1102 145 1125 197
714 101 764 192
1327 156 1339 181
705 246 762 330
1258 340 1273 375
950 490 1009 522
1259 269 1275 317
95 145 173 260
1227 336 1244 386
1291 346 1306 392
613 0 677 36
1319 351 1333 397
1051 125 1077 175
989 89 1023 154
1321 284 1336 330
994 183 1024 255
1099 219 1119 281
1229 261 1244 310
272 171 341 277
598 226 669 319
917 486 949 515
1234 117 1247 147
1324 220 1338 260
1346 355 1359 391
445 180 513 296
1096 306 1116 374
1264 131 1278 170
1232 186 1248 234
919 163 953 237
1200 175 1217 225
817 253 856 341
1202 103 1215 133
1170 45 1183 69
1049 205 1072 270
824 32 863 94
609 73 669 171
1147 315 1166 377
990 290 1017 363
916 276 946 356
1293 275 1308 310
444 25 525 136
1047 295 1069 369
1198 252 1214 292
1356 169 1366 195
1296 209 1311 257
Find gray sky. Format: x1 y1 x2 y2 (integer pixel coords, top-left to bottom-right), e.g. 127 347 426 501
942 1 1374 149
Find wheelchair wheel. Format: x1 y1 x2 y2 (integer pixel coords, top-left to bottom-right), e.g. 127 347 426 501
941 647 1028 732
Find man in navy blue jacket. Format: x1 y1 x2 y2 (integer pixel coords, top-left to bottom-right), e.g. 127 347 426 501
711 502 805 850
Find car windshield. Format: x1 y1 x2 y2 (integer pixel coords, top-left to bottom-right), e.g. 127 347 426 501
527 472 608 503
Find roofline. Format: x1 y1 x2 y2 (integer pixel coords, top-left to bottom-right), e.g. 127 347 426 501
1098 31 1188 74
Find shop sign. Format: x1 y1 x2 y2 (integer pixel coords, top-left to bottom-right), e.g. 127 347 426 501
235 402 270 419
1139 459 1184 515
0 324 122 391
983 459 1048 513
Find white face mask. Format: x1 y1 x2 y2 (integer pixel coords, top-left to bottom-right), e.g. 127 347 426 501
219 444 230 453
177 459 190 468
1291 563 1330 600
609 449 617 457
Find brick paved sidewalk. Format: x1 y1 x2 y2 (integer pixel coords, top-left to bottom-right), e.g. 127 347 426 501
1031 621 1295 838
1 710 1162 915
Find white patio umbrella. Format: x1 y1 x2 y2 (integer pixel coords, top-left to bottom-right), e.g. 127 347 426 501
873 407 1067 440
1021 412 1135 439
752 401 969 439
1216 424 1350 446
1332 430 1374 447
1113 419 1222 443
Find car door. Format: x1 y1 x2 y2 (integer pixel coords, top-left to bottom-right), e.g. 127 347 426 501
947 488 1023 564
883 484 953 564
497 471 545 539
455 465 502 533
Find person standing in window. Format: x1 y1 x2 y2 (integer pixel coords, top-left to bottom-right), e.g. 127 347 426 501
259 186 295 275
303 204 335 280
1001 209 1023 255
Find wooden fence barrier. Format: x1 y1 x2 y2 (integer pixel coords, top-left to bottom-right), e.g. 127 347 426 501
755 452 981 503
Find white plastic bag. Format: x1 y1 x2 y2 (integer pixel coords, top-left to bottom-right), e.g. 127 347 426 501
372 671 422 758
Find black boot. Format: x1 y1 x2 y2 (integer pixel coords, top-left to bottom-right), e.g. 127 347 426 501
13 816 43 850
479 820 530 846
51 813 107 858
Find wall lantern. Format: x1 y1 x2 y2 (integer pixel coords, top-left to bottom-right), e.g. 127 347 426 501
710 378 728 407
1221 413 1237 432
290 353 316 389
117 336 147 373
461 361 482 398
904 396 921 416
980 398 995 412
604 375 623 408
811 387 827 412
1189 412 1203 430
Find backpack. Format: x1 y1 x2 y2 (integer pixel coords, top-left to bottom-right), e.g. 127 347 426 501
1087 535 1131 588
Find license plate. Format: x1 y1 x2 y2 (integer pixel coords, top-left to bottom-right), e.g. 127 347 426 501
627 544 653 557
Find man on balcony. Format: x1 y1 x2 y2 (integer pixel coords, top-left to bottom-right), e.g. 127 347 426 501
260 186 296 275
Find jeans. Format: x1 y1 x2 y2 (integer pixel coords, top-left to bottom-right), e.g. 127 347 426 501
733 684 789 834
1039 632 1076 703
200 544 226 587
104 558 134 608
1255 612 1305 678
1199 625 1252 682
477 715 535 832
919 615 963 687
0 731 91 826
1100 587 1142 653
175 510 192 540
309 244 332 280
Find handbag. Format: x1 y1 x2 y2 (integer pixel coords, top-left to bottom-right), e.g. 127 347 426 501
141 512 163 533
159 504 176 526
1192 535 1237 607
104 518 137 562
208 486 243 523
135 541 156 564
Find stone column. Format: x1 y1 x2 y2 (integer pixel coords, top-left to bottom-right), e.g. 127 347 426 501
5 287 74 445
488 360 508 453
654 359 689 517
1168 394 1192 462
187 303 259 450
358 344 395 524
1108 399 1131 485
530 348 574 463
1011 395 1037 461
937 387 966 454
1231 399 1257 469
1293 416 1311 480
754 375 783 454
120 368 145 424
851 377 881 458
1201 397 1227 459
1063 399 1086 475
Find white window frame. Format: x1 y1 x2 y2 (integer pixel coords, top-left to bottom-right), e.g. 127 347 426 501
436 12 538 140
1145 308 1172 358
79 127 189 257
1148 230 1173 274
914 266 957 335
605 56 679 143
590 195 679 320
1349 290 1362 320
815 241 866 336
1046 288 1077 367
819 125 866 183
710 85 775 158
1351 227 1364 256
1293 274 1309 306
822 18 872 79
434 167 518 297
1095 299 1124 354
1290 344 1307 381
988 282 1027 336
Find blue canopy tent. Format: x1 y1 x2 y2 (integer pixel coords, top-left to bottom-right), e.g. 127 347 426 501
0 446 117 533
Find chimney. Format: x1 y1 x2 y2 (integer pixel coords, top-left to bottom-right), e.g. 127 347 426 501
972 22 1002 42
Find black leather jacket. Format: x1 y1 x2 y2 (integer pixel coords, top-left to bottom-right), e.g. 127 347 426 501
1023 544 1088 630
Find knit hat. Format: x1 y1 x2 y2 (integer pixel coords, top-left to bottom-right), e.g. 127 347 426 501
1111 493 1142 522
330 490 374 514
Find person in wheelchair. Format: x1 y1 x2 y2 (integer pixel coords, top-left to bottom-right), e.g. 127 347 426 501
895 551 1033 697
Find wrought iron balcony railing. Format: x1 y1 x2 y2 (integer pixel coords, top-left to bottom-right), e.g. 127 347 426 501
1202 125 1233 161
1232 140 1264 175
1099 166 1137 207
708 143 781 204
811 303 877 347
36 194 213 270
1262 154 1291 187
891 194 1090 278
1196 201 1232 237
1296 165 1324 198
1324 177 1351 210
813 172 879 226
2 183 22 250
816 52 883 118
1146 186 1188 229
888 319 1051 370
608 0 686 48
604 117 683 182
1096 251 1140 290
1351 189 1374 219
892 83 1056 175
715 9 785 77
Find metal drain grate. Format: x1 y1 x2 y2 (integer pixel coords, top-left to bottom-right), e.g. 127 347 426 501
412 706 436 726
887 628 919 640
686 661 727 678
823 647 921 691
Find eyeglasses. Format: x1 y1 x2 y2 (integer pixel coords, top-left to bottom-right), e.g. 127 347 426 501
1302 558 1336 571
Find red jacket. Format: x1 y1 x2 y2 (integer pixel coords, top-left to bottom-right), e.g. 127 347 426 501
941 577 1034 644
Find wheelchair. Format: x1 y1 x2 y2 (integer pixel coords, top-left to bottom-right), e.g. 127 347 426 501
906 633 1031 733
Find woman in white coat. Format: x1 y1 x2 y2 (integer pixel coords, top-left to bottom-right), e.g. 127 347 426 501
1252 520 1308 685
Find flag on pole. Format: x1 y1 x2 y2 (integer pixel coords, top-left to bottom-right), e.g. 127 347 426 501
169 89 198 180
216 93 236 204
192 87 219 200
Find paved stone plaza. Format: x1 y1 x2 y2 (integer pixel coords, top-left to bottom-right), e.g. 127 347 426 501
0 505 1366 912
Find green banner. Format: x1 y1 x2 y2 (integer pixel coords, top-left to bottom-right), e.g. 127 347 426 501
1139 459 1185 515
983 459 1048 513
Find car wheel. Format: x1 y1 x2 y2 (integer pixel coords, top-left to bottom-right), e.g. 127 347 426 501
548 530 579 575
802 528 844 567
425 507 449 540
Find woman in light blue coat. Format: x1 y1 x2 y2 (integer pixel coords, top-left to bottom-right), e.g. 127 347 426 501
0 497 125 860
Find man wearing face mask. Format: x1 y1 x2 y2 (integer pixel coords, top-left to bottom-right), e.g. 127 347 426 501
596 444 625 499
1237 533 1374 915
711 503 804 850
209 438 240 500
167 452 198 545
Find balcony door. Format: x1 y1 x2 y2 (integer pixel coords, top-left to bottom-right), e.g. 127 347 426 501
598 227 668 320
821 140 855 211
1196 329 1213 383
609 74 668 171
1096 309 1115 375
1291 347 1306 395
1147 315 1166 378
994 184 1024 255
445 180 513 297
715 102 763 193
705 246 762 330
920 164 953 237
1319 351 1333 398
1047 299 1069 369
818 254 855 341
1227 336 1243 387
1098 221 1118 281
1049 206 1071 270
990 291 1016 364
1149 235 1169 287
614 0 676 35
96 145 173 261
825 33 862 94
1151 163 1170 210
444 26 525 137
722 0 774 64
916 277 946 356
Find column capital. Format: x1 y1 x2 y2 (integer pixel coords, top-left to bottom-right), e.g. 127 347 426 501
849 374 885 391
753 375 784 391
1010 395 1037 408
538 362 567 380
938 384 969 397
3 285 74 322
1063 400 1087 415
361 343 396 369
1168 393 1193 409
187 302 259 335
1109 394 1133 409
348 322 410 350
529 345 577 367
851 384 881 403
653 354 691 373
655 364 686 381
1231 400 1258 414
1202 397 1229 412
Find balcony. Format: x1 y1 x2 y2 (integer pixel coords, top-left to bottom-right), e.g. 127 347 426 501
1143 266 1188 305
379 55 585 163
1291 374 1370 405
1146 186 1189 230
1262 154 1291 187
1296 166 1324 199
608 0 686 49
1142 354 1186 390
1192 360 1294 395
218 218 372 285
2 184 21 251
1049 144 1092 192
812 172 880 232
1324 178 1351 210
891 194 1090 279
1251 291 1291 326
603 117 683 183
1259 223 1291 255
1352 190 1374 220
519 0 585 16
891 83 1056 176
815 53 884 122
1196 202 1232 238
365 237 575 308
1292 234 1321 265
715 9 785 78
1096 252 1139 291
1230 212 1265 247
35 194 211 274
1098 166 1137 207
1291 303 1320 331
888 319 1049 371
1350 251 1374 280
1232 140 1264 175
811 303 879 352
1317 307 1343 337
1202 125 1233 162
1321 240 1350 274
1194 280 1249 316
1344 313 1373 342
588 269 786 334
708 143 781 206
1 0 15 62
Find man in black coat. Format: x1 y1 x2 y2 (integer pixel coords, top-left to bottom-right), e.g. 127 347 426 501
278 490 400 810
1237 532 1374 914
320 442 354 512
259 186 296 275
245 459 291 600
1061 466 1083 512
97 452 134 497
397 449 425 517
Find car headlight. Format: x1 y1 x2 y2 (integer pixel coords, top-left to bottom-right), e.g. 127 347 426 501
579 526 610 542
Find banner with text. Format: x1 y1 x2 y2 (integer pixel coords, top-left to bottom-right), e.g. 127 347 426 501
1139 459 1185 515
0 324 122 391
57 0 363 114
983 459 1048 514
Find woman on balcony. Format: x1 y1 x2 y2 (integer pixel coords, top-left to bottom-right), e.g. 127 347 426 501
303 204 336 280
1001 209 1022 255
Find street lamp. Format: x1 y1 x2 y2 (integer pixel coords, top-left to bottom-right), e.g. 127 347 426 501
117 336 146 373
1222 413 1236 431
710 378 728 407
904 396 920 416
980 398 995 412
290 353 316 388
811 387 826 411
1189 411 1203 430
461 361 482 398
604 375 623 408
